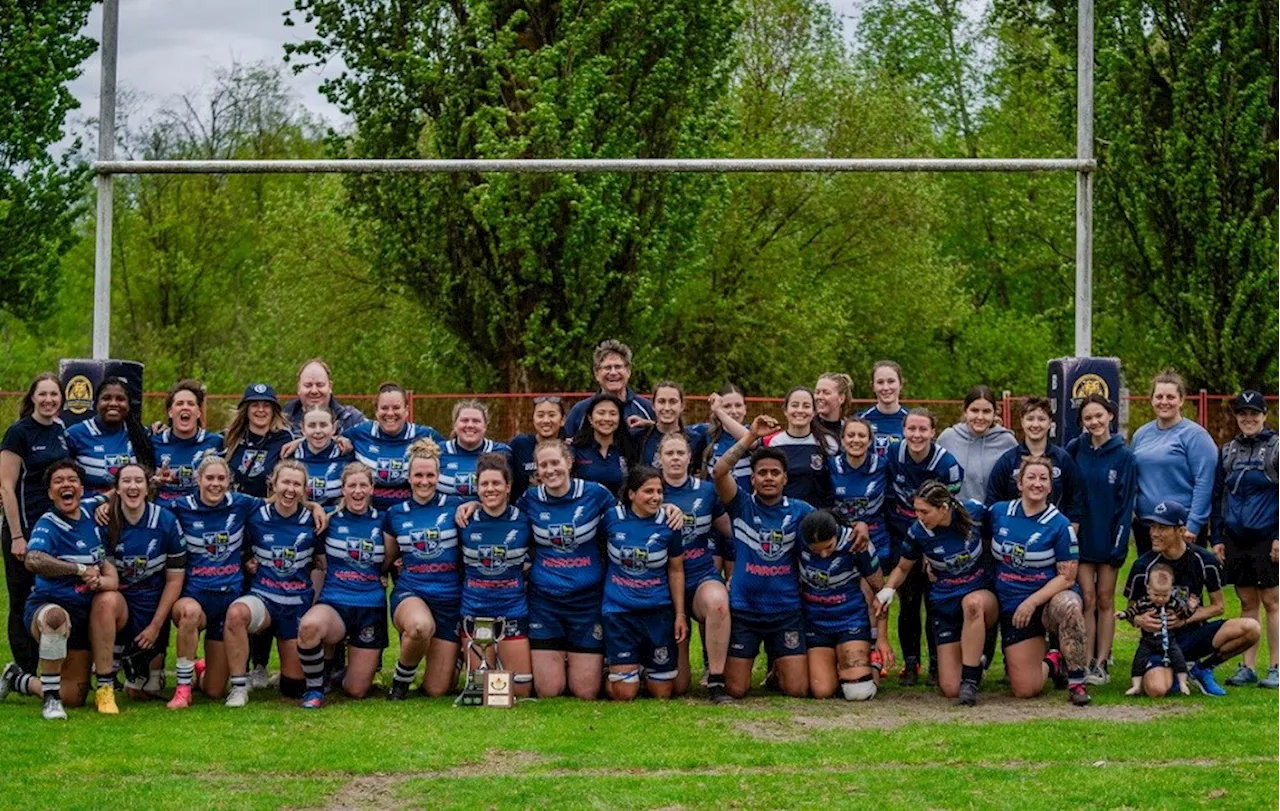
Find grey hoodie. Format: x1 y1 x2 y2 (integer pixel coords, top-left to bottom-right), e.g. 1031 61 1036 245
937 422 1018 503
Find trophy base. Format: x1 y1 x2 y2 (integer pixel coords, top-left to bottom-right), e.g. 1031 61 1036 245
454 685 486 707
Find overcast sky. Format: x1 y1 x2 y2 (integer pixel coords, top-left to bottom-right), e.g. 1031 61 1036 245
68 0 863 149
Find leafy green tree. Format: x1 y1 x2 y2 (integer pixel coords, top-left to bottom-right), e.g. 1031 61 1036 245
285 0 738 390
0 0 95 324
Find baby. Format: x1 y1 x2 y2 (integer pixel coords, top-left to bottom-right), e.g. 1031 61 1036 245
1116 564 1198 696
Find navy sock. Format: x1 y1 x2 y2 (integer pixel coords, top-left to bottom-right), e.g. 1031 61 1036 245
961 664 982 684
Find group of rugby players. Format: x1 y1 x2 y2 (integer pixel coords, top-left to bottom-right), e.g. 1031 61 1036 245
0 341 1272 720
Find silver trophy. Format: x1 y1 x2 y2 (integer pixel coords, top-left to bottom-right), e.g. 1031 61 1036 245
455 616 511 707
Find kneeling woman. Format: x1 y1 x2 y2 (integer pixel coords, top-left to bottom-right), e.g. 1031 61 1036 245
878 482 995 705
384 440 463 700
103 463 185 701
989 455 1091 705
460 454 535 698
603 466 687 700
297 463 391 707
800 510 885 701
223 461 319 707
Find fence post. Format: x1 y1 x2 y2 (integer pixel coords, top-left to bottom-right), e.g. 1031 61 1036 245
407 389 415 424
1198 389 1208 427
1002 390 1012 429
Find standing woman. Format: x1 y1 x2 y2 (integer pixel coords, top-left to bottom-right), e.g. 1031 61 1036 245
829 418 893 570
224 383 294 498
346 382 445 509
637 381 707 473
297 463 390 707
460 454 534 698
65 377 153 496
383 440 463 700
602 466 687 701
887 408 964 686
878 483 995 705
151 379 224 506
438 399 512 500
570 393 639 495
1 373 68 676
702 386 750 572
937 385 1017 504
1130 370 1218 556
760 386 836 507
984 397 1086 528
1213 391 1279 688
510 396 565 500
222 461 319 707
103 463 185 701
656 432 733 701
814 373 854 435
799 510 885 701
989 455 1091 705
859 361 909 458
1065 395 1137 686
291 405 353 507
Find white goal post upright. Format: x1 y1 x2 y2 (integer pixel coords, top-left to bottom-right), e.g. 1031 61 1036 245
88 0 1096 360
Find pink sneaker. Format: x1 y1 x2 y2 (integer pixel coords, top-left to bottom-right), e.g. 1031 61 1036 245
193 658 206 687
166 684 193 709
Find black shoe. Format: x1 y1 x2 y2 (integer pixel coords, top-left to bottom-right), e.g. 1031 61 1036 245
956 680 979 706
387 681 410 701
899 661 919 687
925 667 939 688
708 683 734 705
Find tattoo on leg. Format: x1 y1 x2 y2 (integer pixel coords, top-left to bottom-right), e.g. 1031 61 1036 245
1046 593 1087 671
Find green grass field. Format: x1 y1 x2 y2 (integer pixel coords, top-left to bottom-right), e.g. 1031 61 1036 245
2 565 1276 810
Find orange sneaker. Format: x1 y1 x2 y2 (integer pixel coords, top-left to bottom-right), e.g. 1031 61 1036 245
166 684 193 710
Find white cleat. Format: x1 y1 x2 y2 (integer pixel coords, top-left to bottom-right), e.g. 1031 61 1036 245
224 686 250 708
42 696 68 720
249 666 270 691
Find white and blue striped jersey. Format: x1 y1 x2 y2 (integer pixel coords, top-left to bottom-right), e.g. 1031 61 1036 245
171 492 262 593
320 507 387 608
602 505 683 614
246 503 318 606
386 494 462 605
111 502 184 599
438 438 513 500
989 500 1077 613
65 416 136 494
517 479 615 603
726 490 814 617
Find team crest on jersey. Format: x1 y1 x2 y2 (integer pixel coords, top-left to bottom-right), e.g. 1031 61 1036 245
105 453 131 477
410 529 442 557
758 529 788 561
270 546 297 572
348 538 376 564
653 646 670 665
549 523 578 551
455 473 476 495
310 476 327 496
807 568 829 587
126 555 149 579
239 450 268 478
375 458 405 481
783 631 800 650
478 546 508 574
1007 543 1026 566
620 546 649 574
202 532 233 561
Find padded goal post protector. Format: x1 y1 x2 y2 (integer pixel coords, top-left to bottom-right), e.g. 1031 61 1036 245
58 359 145 428
1046 356 1123 446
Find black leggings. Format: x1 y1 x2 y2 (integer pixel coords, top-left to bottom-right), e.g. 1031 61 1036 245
3 523 38 673
898 559 937 667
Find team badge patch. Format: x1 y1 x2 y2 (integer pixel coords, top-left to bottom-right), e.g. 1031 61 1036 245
758 529 787 561
358 625 376 644
783 631 800 650
549 523 579 551
592 623 604 641
810 454 824 471
202 532 232 561
478 545 508 574
620 546 649 575
270 546 297 571
653 646 670 665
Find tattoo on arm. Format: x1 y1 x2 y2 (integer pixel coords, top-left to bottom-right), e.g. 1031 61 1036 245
25 551 81 577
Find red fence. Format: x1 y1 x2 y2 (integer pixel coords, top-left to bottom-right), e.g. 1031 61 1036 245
3 390 1274 446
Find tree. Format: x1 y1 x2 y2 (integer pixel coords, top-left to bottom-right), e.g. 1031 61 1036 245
285 0 738 390
0 0 95 324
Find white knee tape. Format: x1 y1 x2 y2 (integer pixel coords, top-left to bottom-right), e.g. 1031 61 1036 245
646 669 678 682
842 680 877 701
233 595 270 634
608 670 641 684
512 673 534 684
38 628 69 661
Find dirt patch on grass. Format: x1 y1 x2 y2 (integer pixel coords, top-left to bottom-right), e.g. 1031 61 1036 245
445 748 548 777
315 750 547 808
322 774 405 810
735 691 1194 739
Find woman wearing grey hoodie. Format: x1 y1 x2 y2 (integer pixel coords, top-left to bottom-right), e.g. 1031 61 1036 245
937 386 1018 504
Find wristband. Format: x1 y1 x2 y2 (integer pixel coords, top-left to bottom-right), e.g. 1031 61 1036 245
76 563 88 576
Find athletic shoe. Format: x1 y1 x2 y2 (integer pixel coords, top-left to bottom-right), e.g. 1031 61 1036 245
1226 664 1258 686
0 662 19 701
224 686 250 708
924 667 939 688
1068 683 1091 706
94 684 120 714
1189 663 1226 697
193 658 206 687
249 666 270 691
300 690 325 709
1043 650 1067 689
325 667 345 695
707 683 734 705
899 661 919 687
387 682 410 702
42 695 67 721
956 680 979 706
1083 664 1109 686
166 684 194 710
870 650 887 678
1259 666 1279 689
